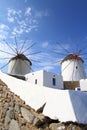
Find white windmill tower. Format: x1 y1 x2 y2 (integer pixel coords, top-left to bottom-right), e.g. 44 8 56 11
0 38 40 77
53 42 86 82
61 53 86 81
8 53 32 75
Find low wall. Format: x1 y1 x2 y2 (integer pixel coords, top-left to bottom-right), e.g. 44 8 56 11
64 81 80 90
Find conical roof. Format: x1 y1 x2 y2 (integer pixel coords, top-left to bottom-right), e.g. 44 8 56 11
9 54 32 65
61 54 84 64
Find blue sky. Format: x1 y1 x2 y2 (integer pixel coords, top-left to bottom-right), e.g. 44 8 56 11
0 0 87 74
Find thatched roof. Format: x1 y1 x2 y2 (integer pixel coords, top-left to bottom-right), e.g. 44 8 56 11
61 54 84 63
9 54 32 65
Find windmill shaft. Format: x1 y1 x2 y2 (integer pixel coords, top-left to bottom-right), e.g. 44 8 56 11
3 40 16 54
22 43 36 54
0 49 15 56
53 51 66 55
26 51 41 56
57 42 70 53
19 39 27 53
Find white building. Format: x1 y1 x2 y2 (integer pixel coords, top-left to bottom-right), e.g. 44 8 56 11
61 54 86 81
79 79 87 91
25 70 64 89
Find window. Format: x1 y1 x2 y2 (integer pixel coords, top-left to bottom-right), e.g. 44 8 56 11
35 79 37 84
76 66 78 69
52 78 56 86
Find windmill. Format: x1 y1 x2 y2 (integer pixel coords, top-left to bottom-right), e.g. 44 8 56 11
61 53 86 81
8 53 32 76
53 42 86 82
0 37 40 77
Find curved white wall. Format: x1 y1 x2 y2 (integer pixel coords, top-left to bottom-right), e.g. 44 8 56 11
61 59 86 81
8 59 31 75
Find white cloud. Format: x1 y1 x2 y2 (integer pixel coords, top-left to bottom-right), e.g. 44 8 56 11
25 7 31 16
0 24 9 40
17 20 27 27
7 8 22 23
0 24 9 30
8 8 16 16
42 41 49 48
12 27 24 35
7 8 16 22
0 34 6 40
12 24 37 36
24 0 27 2
35 10 49 18
17 19 37 33
6 7 49 37
8 17 14 22
7 7 39 36
42 66 54 72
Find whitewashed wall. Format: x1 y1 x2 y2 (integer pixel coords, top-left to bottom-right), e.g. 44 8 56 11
26 70 64 89
25 70 43 86
80 79 87 91
61 59 86 81
43 71 63 89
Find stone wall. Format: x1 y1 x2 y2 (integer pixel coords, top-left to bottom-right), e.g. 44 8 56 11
0 79 87 130
64 81 80 90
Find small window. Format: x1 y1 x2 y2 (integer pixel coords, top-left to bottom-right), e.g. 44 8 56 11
76 66 78 69
35 79 37 84
52 78 56 86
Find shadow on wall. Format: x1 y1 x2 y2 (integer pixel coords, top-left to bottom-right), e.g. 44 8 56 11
69 90 87 124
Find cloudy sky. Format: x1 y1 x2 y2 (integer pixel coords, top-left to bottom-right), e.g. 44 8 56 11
0 0 87 74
